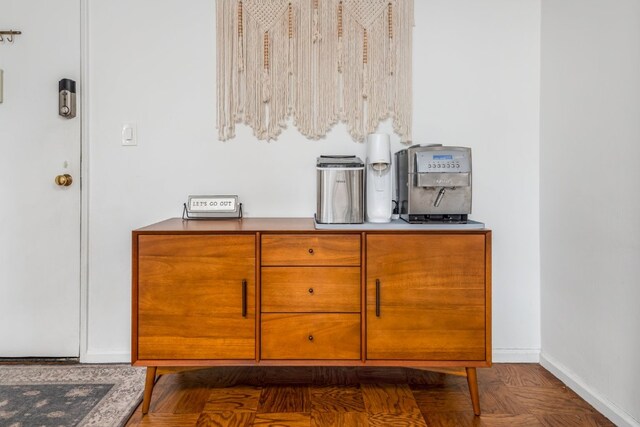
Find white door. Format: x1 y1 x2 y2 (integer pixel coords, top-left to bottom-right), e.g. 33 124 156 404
0 0 81 357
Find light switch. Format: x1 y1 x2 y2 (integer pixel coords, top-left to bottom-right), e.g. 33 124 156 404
122 123 137 146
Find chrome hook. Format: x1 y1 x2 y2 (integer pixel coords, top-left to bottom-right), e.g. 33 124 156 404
0 34 3 42
7 31 13 43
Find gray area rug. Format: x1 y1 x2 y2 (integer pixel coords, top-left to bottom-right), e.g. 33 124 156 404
0 365 146 427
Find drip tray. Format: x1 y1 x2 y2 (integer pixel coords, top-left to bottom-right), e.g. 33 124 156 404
408 214 468 224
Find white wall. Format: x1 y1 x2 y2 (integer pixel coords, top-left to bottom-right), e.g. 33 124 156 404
84 0 541 362
540 0 640 425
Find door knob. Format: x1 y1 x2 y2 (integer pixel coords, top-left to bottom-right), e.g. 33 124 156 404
55 174 73 187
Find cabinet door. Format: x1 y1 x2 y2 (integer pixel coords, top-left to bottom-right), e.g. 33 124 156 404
137 235 255 360
367 234 486 361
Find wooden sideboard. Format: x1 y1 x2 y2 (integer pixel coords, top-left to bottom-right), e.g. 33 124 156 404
132 218 492 415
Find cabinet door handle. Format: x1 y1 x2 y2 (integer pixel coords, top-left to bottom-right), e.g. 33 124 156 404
375 279 381 317
241 279 247 317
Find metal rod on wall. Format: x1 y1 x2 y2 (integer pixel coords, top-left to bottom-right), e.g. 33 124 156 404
0 30 22 43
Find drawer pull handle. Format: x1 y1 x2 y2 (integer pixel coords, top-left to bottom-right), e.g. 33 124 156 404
375 279 381 317
308 288 314 294
308 248 314 254
241 279 247 317
308 335 314 341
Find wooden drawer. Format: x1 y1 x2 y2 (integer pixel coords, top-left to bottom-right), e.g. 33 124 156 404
262 267 360 313
261 234 360 266
261 314 360 359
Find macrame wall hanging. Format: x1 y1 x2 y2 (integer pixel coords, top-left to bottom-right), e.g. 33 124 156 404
216 0 413 142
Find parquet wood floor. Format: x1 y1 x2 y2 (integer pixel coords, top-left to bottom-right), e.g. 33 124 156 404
126 364 614 426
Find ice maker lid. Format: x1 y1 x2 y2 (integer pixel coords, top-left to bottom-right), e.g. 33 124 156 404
317 155 364 168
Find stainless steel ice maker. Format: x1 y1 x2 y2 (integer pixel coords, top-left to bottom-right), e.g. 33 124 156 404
316 156 364 224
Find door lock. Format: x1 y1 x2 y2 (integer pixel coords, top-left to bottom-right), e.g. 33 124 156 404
59 79 76 118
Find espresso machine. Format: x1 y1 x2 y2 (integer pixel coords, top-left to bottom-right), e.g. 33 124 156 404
396 145 472 223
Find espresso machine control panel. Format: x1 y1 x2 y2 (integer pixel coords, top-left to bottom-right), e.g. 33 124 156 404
415 150 471 173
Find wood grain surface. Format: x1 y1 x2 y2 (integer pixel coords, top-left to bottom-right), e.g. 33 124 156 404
135 218 317 233
261 267 360 313
261 234 360 266
126 364 614 426
310 386 365 412
202 386 262 412
366 234 486 360
132 222 496 418
137 235 256 360
258 385 310 413
261 313 361 360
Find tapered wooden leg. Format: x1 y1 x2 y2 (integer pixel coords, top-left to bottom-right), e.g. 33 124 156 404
141 366 157 415
465 367 481 416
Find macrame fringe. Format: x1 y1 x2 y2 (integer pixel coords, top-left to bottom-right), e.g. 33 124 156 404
237 1 245 72
262 69 271 102
312 0 322 43
337 1 343 73
288 2 294 75
216 0 413 143
362 29 369 99
388 1 394 75
262 32 271 103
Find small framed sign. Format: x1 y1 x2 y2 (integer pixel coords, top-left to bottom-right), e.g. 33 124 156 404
183 195 243 220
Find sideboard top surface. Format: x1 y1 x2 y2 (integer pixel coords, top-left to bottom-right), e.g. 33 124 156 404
134 218 491 234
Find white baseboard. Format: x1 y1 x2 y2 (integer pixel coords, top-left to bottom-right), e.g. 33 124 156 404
540 353 640 427
80 350 130 364
492 348 540 363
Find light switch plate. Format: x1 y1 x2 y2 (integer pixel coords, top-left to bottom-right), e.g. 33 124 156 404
122 123 137 146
